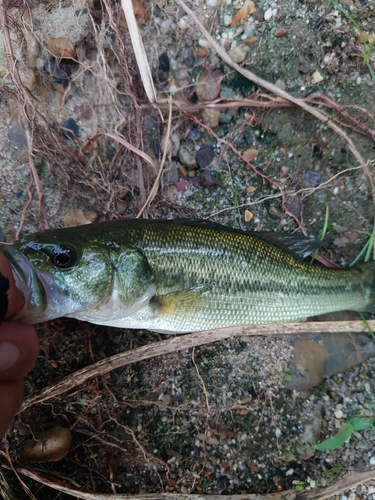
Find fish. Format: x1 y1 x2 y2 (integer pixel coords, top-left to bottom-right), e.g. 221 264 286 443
1 219 374 333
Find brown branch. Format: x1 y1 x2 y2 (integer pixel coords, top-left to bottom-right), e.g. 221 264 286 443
20 320 375 412
0 451 374 499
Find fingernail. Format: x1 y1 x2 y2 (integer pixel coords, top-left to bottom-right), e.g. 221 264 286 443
0 341 20 371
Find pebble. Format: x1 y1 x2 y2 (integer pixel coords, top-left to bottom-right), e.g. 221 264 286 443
196 69 222 102
144 117 156 131
188 127 200 140
7 123 27 148
311 70 324 84
245 210 253 222
64 210 98 227
115 200 128 215
243 22 256 38
159 52 170 72
161 133 180 156
20 426 72 463
62 118 80 140
202 108 221 128
195 146 214 168
264 8 277 21
178 148 197 170
43 59 72 86
243 148 258 162
334 409 343 419
160 19 172 34
275 28 287 37
228 45 248 63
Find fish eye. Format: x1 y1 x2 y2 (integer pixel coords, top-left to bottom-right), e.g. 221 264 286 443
50 246 78 269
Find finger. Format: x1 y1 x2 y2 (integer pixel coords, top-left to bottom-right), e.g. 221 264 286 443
0 253 25 318
0 378 24 436
0 323 39 382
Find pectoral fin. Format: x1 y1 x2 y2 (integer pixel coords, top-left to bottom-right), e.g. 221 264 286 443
153 286 208 318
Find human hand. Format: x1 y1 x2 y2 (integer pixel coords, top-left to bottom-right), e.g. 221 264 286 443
0 254 39 436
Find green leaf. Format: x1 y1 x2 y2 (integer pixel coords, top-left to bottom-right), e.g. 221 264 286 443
349 416 375 431
313 424 353 451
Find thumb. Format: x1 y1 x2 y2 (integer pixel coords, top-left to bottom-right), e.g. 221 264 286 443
0 322 39 382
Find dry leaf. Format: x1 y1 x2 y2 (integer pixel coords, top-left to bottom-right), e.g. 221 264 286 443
46 37 75 58
243 148 258 162
230 0 256 27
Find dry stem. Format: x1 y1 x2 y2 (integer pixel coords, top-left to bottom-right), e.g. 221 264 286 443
0 450 374 500
20 320 375 412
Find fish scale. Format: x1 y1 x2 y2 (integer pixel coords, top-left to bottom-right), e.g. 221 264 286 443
2 219 374 333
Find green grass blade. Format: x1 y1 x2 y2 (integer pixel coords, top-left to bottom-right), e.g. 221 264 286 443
313 423 353 451
349 416 375 431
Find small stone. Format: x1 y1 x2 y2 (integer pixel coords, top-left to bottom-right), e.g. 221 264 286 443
243 148 258 162
8 123 27 148
159 52 170 72
20 427 72 463
115 200 128 215
196 69 222 102
274 79 286 90
202 108 221 128
160 19 172 34
188 127 200 140
224 15 232 26
64 210 98 227
161 394 172 405
253 10 264 22
61 118 80 140
176 179 189 192
245 210 253 222
244 37 257 45
264 8 277 21
178 148 197 170
197 47 208 58
196 146 214 168
144 117 155 131
246 186 256 194
228 45 248 63
269 205 281 219
275 28 287 37
46 37 75 58
161 133 180 156
311 70 324 84
334 409 343 419
178 165 188 177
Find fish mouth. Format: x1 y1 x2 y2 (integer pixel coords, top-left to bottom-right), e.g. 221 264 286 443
4 247 60 324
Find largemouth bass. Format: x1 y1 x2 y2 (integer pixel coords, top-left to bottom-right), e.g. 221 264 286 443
1 219 374 333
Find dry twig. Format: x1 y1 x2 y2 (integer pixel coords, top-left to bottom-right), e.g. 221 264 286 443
0 450 374 500
20 320 375 412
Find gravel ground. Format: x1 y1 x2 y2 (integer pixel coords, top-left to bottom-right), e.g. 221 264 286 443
1 0 375 498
